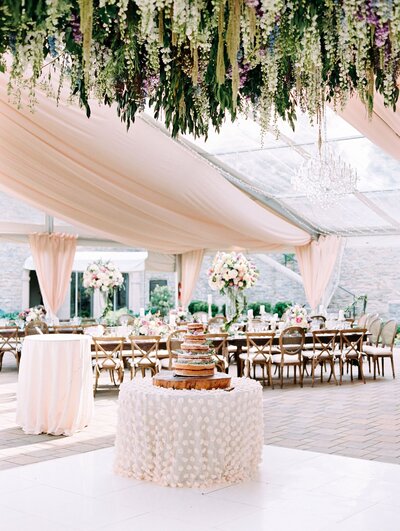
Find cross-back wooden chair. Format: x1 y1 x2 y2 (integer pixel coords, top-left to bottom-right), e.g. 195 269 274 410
304 330 338 386
241 332 275 387
0 326 21 371
128 335 161 378
338 329 367 384
273 326 305 388
364 319 397 379
92 336 125 395
204 333 229 373
24 320 49 336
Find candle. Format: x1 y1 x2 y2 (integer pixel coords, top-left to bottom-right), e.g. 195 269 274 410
207 294 212 305
139 307 145 317
247 309 254 319
169 313 177 326
260 305 265 315
338 310 345 321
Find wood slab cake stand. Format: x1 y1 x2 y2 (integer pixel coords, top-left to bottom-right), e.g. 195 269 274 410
153 371 231 390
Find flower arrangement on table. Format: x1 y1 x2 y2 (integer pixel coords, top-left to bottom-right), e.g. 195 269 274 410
83 260 124 317
132 315 170 337
208 252 259 331
285 305 308 329
18 305 46 323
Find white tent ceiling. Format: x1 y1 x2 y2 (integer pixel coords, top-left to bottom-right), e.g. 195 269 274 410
0 78 399 245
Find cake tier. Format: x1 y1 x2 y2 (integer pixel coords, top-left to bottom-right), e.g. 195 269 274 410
181 342 209 352
174 367 215 377
176 356 214 364
184 333 207 342
187 323 204 332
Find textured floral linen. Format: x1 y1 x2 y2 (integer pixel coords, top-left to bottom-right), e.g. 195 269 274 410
114 377 263 488
16 334 93 436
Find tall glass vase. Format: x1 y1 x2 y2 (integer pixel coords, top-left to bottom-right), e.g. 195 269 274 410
224 287 245 332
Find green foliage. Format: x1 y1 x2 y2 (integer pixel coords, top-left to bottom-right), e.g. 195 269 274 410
247 302 272 317
0 309 19 321
1 1 400 138
188 300 219 317
273 301 292 318
149 285 173 317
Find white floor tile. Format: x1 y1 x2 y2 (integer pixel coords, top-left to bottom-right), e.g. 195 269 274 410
96 512 219 531
1 444 400 531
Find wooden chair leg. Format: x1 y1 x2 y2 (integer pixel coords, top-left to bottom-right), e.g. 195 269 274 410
330 360 338 385
280 364 284 389
390 355 395 379
94 369 100 396
373 358 376 380
368 357 371 373
299 363 303 388
381 357 385 377
311 362 315 387
293 365 297 384
339 359 343 385
350 361 353 381
320 362 323 383
359 358 366 384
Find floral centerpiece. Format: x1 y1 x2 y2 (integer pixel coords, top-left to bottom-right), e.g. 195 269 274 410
132 314 170 337
83 260 124 317
18 304 46 323
285 305 308 329
208 252 259 330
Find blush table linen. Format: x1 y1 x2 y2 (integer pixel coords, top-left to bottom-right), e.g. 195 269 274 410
114 377 263 488
16 334 93 436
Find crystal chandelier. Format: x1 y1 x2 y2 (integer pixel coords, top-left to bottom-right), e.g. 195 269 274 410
291 144 358 208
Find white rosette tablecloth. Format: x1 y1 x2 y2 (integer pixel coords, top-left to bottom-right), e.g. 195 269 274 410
16 334 93 436
114 377 263 488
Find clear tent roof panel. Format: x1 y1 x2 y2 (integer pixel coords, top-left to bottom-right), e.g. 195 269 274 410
184 107 400 236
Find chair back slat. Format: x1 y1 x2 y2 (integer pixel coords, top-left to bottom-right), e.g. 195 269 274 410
380 320 397 348
279 326 305 357
368 318 382 346
24 320 49 336
129 335 161 363
312 329 337 358
245 332 275 362
339 328 366 355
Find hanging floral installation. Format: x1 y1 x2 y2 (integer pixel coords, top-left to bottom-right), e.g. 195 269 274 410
0 1 399 138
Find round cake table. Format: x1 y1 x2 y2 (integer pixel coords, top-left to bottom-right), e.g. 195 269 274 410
16 334 93 436
114 376 263 488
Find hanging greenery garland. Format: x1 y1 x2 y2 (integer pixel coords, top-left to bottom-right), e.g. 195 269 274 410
0 0 399 138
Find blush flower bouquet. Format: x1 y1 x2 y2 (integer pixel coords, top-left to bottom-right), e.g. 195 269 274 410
83 260 124 292
285 305 308 329
208 252 259 330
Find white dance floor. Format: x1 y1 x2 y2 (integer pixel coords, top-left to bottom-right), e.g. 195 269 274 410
1 444 399 531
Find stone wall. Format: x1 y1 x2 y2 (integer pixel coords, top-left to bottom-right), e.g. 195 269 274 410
0 240 399 321
0 243 29 312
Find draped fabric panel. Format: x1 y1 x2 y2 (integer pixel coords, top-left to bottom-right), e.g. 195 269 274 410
336 93 400 161
180 250 205 309
29 232 77 319
0 79 310 254
295 236 342 311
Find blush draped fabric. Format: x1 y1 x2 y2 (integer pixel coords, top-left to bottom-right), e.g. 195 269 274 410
336 93 400 161
295 236 342 310
0 79 310 254
29 233 77 319
180 249 205 308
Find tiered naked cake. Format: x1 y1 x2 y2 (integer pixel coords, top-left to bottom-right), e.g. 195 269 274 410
174 323 215 377
153 322 231 390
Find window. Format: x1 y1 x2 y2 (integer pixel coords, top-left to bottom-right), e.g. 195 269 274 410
70 272 92 318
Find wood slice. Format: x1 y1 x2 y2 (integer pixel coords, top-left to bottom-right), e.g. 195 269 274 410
153 371 231 390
